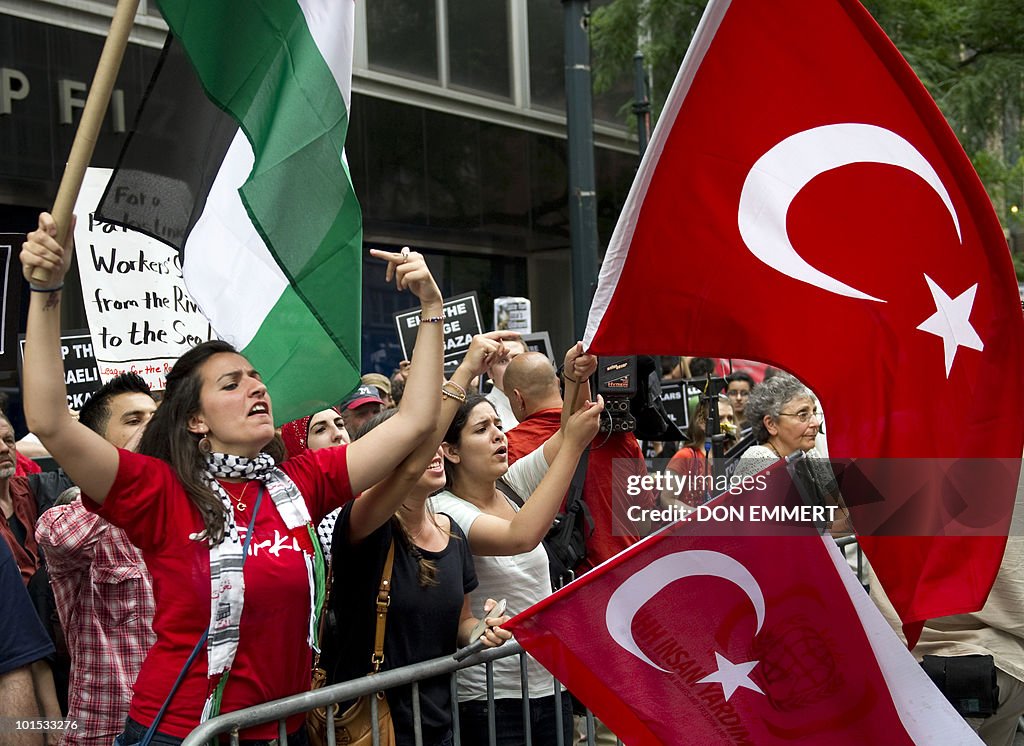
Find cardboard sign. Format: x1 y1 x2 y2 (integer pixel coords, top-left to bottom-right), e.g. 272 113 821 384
19 330 102 411
494 296 531 333
73 167 214 391
394 291 483 366
0 235 22 372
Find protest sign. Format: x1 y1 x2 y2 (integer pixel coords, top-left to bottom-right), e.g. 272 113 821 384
394 291 482 366
74 168 214 391
19 330 101 411
493 296 531 333
521 331 554 363
659 379 691 432
0 235 22 372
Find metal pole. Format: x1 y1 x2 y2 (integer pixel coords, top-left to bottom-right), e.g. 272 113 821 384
562 0 600 342
632 50 650 157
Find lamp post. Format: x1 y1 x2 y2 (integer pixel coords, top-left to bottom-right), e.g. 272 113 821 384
562 0 600 342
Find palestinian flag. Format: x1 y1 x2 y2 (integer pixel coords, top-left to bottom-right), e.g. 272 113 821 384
97 0 361 424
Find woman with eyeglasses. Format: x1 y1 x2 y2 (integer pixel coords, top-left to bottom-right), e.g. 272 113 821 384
732 372 828 486
733 374 849 530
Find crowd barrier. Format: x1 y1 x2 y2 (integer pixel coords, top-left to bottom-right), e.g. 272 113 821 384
180 538 872 746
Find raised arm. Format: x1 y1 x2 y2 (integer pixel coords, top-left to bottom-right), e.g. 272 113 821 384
464 396 603 556
21 213 120 503
345 249 444 494
346 333 509 542
539 343 598 465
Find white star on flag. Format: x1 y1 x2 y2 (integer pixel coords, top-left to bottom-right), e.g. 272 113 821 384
915 274 984 377
697 652 764 701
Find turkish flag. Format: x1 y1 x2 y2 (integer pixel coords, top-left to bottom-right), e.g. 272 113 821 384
583 0 1024 627
506 512 981 744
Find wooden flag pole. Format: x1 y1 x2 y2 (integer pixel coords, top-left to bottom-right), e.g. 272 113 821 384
31 0 141 285
562 379 583 424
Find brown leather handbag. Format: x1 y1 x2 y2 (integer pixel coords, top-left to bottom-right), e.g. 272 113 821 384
308 542 396 746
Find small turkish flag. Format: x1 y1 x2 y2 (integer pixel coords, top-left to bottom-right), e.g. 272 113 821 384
583 0 1024 627
506 493 980 744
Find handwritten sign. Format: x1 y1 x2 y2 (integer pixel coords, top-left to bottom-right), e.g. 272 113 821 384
18 330 101 411
74 168 214 391
394 292 482 366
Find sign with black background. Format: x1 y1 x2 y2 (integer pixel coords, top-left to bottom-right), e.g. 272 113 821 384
19 329 102 411
660 380 691 433
521 331 554 363
394 291 483 366
0 234 23 373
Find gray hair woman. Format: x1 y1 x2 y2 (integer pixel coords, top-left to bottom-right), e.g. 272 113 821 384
734 375 847 531
733 373 823 481
745 374 819 457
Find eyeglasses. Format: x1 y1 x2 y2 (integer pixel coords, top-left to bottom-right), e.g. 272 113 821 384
778 409 822 423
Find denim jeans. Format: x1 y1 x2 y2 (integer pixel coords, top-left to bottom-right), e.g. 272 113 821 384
116 717 310 746
458 694 574 746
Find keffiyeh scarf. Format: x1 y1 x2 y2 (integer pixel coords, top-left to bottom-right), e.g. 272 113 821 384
202 452 320 684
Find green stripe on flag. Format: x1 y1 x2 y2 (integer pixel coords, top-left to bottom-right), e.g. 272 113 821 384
241 287 348 423
159 0 362 423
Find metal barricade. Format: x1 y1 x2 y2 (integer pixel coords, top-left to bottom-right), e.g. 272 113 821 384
180 641 623 746
182 540 867 746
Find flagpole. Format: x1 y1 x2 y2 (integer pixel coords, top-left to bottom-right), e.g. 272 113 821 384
30 0 141 285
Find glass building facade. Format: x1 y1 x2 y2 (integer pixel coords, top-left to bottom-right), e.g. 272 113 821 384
0 0 638 390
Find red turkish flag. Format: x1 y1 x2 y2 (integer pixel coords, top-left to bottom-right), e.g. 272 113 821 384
583 0 1024 626
506 501 980 744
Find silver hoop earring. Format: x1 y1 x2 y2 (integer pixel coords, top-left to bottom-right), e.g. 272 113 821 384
198 436 212 454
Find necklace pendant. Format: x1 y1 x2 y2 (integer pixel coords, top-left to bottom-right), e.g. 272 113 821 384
236 500 247 512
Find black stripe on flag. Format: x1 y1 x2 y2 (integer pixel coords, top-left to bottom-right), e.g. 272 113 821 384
96 36 237 252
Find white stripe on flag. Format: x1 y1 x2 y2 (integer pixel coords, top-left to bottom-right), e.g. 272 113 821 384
183 0 355 351
822 536 983 745
582 0 732 349
184 130 285 349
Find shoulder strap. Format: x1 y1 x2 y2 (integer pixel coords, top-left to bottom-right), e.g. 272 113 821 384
499 446 591 511
312 564 333 668
371 540 395 673
564 447 590 512
495 478 524 508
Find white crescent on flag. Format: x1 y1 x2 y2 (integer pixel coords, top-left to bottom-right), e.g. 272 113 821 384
737 122 962 302
605 550 765 673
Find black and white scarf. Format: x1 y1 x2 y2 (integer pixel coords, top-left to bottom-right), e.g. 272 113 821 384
202 452 316 680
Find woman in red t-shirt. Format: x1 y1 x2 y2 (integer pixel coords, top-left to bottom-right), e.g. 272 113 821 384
21 215 445 743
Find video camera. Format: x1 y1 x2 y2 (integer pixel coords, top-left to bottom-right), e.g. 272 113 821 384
595 356 637 433
594 356 684 440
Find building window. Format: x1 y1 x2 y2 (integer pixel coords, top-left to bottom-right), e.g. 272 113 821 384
366 0 439 81
527 0 565 111
447 0 512 99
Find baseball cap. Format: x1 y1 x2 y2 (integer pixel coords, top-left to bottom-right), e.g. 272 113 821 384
360 373 392 398
342 384 386 411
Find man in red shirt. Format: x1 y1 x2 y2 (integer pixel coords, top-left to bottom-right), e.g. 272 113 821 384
502 348 657 574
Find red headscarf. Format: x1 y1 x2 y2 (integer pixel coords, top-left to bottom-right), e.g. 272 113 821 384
280 407 343 459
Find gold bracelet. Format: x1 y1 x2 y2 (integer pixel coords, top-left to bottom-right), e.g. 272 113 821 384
443 380 467 398
441 382 467 402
